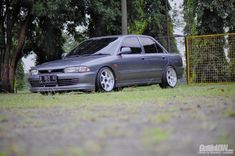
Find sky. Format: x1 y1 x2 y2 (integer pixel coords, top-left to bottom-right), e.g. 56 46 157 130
22 0 185 73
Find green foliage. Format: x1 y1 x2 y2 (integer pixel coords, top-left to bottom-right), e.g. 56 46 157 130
183 0 234 35
62 33 78 53
128 0 178 52
24 0 88 64
86 0 121 37
183 0 197 35
32 0 86 27
184 0 235 83
15 61 25 91
196 0 225 35
128 20 148 35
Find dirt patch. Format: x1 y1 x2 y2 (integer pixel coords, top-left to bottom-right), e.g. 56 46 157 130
0 95 235 156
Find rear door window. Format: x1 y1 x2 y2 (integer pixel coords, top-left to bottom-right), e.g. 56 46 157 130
140 37 164 53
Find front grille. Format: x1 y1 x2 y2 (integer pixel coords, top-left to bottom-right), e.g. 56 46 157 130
29 78 79 87
39 69 64 74
29 79 42 87
58 78 79 86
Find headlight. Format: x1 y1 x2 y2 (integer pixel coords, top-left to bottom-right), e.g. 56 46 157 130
64 66 90 73
30 69 38 75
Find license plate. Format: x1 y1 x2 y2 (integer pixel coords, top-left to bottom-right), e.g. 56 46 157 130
40 75 57 83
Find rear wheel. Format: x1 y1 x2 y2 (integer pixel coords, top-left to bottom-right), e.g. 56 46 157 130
159 66 177 88
96 67 115 92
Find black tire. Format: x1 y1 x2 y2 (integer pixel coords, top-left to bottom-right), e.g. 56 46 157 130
40 92 49 95
159 66 177 88
159 82 166 88
114 86 123 92
96 67 115 92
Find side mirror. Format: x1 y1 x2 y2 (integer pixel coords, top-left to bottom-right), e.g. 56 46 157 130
119 47 132 55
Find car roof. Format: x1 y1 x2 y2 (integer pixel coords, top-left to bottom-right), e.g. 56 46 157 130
90 34 153 40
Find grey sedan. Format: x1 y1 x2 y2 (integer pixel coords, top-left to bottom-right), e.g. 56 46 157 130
28 35 184 93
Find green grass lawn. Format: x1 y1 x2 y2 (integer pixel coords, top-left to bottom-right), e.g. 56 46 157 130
0 83 235 108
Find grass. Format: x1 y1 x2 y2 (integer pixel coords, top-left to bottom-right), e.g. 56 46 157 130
223 108 235 117
217 134 230 144
152 113 171 124
0 115 8 123
0 84 235 109
142 128 170 145
53 147 87 156
0 83 235 156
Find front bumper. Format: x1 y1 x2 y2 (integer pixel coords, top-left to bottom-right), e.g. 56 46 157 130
28 72 96 92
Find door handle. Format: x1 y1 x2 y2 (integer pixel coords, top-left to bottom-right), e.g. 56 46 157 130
141 57 145 60
162 56 165 59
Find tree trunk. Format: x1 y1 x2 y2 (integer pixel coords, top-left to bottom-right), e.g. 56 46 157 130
0 13 30 93
0 64 14 93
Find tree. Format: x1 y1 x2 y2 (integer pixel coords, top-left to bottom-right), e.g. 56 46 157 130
128 0 178 52
183 0 233 82
86 0 121 37
184 0 227 35
0 0 86 92
183 0 197 35
0 0 33 93
85 0 177 49
26 0 86 64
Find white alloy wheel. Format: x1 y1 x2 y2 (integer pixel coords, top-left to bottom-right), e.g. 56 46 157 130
99 68 115 91
166 67 177 87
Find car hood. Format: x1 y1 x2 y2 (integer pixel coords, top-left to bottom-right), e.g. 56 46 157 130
33 55 108 70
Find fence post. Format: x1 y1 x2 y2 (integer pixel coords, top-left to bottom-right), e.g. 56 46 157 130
185 36 190 85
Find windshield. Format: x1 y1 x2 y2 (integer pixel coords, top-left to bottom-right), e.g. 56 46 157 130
67 37 119 57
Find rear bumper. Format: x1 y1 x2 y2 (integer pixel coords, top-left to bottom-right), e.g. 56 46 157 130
28 72 96 92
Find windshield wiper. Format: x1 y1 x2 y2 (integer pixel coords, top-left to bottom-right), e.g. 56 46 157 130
67 53 109 57
91 53 110 56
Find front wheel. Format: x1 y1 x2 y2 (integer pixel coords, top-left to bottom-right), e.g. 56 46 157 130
159 66 177 88
96 67 115 92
